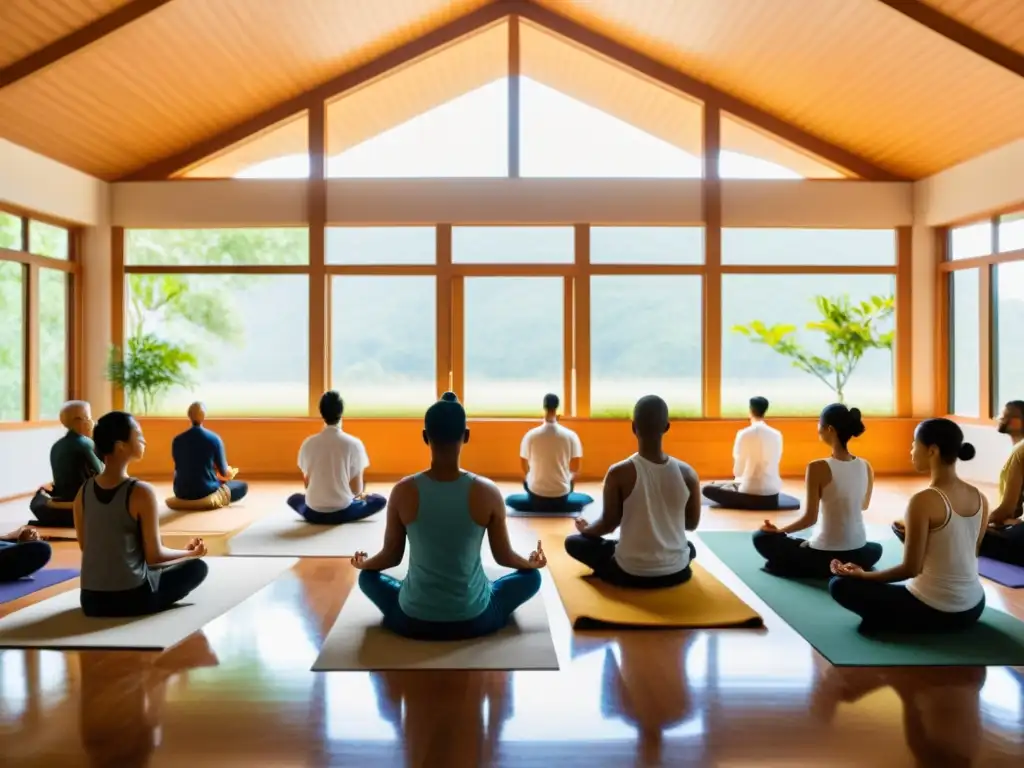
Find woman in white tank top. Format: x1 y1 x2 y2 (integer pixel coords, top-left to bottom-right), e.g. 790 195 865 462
829 418 987 633
752 404 882 578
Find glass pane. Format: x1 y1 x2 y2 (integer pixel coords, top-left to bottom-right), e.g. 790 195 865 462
39 269 68 420
453 227 574 264
723 274 896 416
326 227 435 265
331 276 435 416
0 212 22 250
464 278 562 416
29 221 69 260
722 229 896 266
126 229 309 266
124 274 308 415
720 112 845 179
951 269 980 416
0 261 24 420
995 261 1024 412
187 112 309 179
950 222 993 261
998 212 1024 253
590 227 703 265
591 276 702 418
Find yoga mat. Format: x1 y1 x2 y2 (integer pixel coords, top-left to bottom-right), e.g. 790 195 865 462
507 509 583 518
700 531 1024 666
978 557 1024 588
160 505 265 535
0 569 79 605
545 543 762 630
0 557 296 651
312 565 558 671
702 492 801 511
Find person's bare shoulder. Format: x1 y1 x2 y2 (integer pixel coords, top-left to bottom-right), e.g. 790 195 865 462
674 459 699 484
470 474 504 504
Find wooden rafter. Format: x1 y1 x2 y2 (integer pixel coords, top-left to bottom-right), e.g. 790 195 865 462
876 0 1024 80
120 0 903 182
0 0 177 89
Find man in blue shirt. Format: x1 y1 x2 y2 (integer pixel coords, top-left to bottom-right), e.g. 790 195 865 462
171 402 248 504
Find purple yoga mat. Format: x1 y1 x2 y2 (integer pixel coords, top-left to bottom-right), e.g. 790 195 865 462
978 557 1024 588
0 569 79 605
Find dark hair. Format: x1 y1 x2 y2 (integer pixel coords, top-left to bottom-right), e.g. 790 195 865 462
543 393 560 412
1007 400 1024 418
425 392 467 445
820 403 865 447
319 391 344 425
749 396 769 419
633 395 669 438
916 418 975 464
93 411 135 458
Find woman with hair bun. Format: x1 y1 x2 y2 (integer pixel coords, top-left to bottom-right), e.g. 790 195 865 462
752 403 882 578
829 418 987 633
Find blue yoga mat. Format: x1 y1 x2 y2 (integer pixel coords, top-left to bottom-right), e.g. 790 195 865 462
0 569 79 605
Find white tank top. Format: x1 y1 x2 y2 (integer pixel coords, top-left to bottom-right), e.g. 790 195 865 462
807 457 869 551
907 488 984 613
613 454 691 577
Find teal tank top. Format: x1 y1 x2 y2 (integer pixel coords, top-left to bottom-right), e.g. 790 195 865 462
398 472 491 622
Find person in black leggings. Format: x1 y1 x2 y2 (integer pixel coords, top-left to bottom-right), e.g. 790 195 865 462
0 526 51 581
830 419 987 634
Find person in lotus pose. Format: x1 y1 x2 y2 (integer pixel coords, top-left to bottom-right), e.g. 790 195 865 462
76 411 208 617
352 392 545 640
702 396 785 511
169 402 248 508
565 395 701 588
30 400 102 527
0 526 51 582
752 404 882 578
978 400 1024 566
830 418 986 633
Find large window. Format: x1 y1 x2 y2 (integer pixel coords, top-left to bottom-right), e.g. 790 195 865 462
722 228 896 266
453 227 574 265
0 211 75 423
331 276 435 416
950 269 981 416
464 277 562 416
995 261 1024 409
590 227 703 265
126 228 308 266
591 276 702 418
327 227 434 266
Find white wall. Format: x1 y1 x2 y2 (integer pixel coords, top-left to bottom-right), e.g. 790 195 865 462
958 424 1011 486
0 426 64 500
0 138 108 226
915 138 1024 226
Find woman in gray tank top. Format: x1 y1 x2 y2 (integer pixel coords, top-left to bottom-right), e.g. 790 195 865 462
75 412 209 618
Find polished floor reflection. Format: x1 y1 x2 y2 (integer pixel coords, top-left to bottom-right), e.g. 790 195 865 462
0 480 1022 767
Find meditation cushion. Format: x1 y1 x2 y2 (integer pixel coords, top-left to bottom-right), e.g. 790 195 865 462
165 484 232 512
702 492 801 511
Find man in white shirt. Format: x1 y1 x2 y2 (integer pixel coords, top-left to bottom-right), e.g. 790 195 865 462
505 394 594 513
702 396 788 511
287 391 385 525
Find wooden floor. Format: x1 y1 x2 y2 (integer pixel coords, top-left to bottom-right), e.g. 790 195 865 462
1 479 1023 767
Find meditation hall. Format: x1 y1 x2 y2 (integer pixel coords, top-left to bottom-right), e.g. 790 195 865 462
4 1 1024 765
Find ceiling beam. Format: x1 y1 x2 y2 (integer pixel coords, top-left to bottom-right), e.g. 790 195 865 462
0 0 177 89
875 0 1024 80
122 1 513 181
121 0 903 181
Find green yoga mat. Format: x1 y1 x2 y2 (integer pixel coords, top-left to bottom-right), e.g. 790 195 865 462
699 531 1024 667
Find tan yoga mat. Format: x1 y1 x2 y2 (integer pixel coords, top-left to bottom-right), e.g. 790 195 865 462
312 565 559 671
160 504 267 535
0 557 297 650
545 543 762 629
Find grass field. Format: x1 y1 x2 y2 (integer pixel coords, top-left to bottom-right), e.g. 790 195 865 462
145 378 894 419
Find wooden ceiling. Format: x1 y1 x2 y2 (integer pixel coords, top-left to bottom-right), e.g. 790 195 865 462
1 0 1023 180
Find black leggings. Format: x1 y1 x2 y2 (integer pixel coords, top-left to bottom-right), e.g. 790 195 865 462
29 491 74 528
702 484 780 511
81 559 209 618
0 541 53 582
752 530 883 578
829 576 985 633
978 523 1024 567
564 534 695 589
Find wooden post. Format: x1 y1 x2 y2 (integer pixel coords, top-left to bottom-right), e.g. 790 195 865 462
573 224 591 417
702 105 722 419
895 226 913 416
111 227 125 410
436 225 453 397
308 102 328 415
508 14 521 178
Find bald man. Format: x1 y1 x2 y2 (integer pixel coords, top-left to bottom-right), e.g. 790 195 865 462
171 403 248 505
30 400 102 527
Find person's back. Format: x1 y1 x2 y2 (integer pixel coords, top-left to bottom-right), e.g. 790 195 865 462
523 421 581 498
300 426 368 512
399 473 490 622
51 430 102 501
80 477 157 593
908 484 984 612
172 426 221 500
808 457 869 551
735 421 782 495
615 455 692 576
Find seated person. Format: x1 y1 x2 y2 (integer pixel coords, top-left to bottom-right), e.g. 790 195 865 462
564 395 701 589
0 526 52 582
30 400 102 527
169 402 247 508
288 391 386 525
352 392 545 640
702 396 786 511
504 393 593 513
752 404 882 578
76 411 209 617
830 419 986 634
978 400 1024 566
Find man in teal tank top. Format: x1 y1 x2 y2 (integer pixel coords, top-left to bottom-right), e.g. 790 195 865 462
352 392 547 641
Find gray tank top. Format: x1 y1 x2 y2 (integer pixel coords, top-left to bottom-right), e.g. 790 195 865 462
80 478 160 592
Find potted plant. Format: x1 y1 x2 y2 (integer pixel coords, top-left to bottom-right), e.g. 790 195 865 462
107 333 197 414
